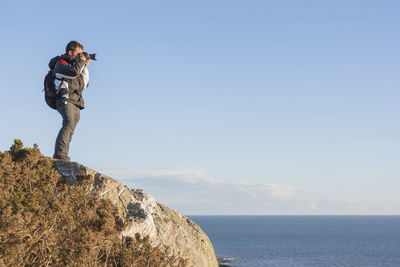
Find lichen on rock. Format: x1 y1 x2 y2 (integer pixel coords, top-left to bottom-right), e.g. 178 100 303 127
53 159 219 267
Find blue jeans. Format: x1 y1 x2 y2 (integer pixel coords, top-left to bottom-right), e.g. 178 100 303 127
54 100 80 158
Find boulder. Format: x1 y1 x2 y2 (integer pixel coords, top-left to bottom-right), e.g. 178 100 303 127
54 160 218 267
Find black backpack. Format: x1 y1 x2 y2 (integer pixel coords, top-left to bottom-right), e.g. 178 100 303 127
43 70 64 110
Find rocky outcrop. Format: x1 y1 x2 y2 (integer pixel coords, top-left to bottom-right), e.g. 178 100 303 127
54 160 218 267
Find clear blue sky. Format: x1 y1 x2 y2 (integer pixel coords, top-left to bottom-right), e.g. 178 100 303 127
1 0 399 215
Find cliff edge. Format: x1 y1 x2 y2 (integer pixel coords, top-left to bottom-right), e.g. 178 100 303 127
54 160 218 267
0 139 218 266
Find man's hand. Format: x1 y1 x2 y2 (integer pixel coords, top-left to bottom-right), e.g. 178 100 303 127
85 58 90 66
79 53 86 61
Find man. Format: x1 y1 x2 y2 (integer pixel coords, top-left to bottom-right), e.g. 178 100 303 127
49 41 90 161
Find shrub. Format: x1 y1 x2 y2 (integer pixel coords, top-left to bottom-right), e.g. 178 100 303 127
0 139 187 267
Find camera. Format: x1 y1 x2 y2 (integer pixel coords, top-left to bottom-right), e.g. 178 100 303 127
82 52 97 61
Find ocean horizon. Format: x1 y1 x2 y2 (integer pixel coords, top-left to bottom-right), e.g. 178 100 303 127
186 215 400 267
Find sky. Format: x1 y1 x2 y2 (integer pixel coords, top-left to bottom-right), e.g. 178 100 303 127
0 0 399 215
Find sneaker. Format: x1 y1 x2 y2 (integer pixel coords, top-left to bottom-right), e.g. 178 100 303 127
53 154 71 161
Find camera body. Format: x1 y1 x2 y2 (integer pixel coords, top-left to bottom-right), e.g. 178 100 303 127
82 52 97 60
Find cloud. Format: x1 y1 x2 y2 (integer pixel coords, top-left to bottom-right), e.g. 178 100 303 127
125 168 299 200
100 167 318 214
98 167 400 215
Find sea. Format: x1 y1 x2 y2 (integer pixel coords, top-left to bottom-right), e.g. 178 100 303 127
186 215 400 267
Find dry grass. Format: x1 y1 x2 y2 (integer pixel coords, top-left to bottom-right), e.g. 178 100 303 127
0 139 187 267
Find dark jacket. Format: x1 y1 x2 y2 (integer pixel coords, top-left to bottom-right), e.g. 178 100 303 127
48 54 87 109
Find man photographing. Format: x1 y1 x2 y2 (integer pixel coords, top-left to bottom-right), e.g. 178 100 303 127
49 40 91 161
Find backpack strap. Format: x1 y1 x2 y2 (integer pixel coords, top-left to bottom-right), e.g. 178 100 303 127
55 77 67 96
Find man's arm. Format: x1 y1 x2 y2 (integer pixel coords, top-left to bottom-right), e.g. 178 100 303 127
54 59 86 78
81 67 89 89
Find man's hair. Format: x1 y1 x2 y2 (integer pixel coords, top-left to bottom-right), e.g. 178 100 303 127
65 41 84 54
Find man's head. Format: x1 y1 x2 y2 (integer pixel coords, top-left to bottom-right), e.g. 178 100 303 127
65 41 84 60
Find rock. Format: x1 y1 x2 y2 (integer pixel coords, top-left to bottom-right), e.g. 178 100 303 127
53 160 218 267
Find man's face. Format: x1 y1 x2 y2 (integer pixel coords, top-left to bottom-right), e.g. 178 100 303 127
68 47 83 60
